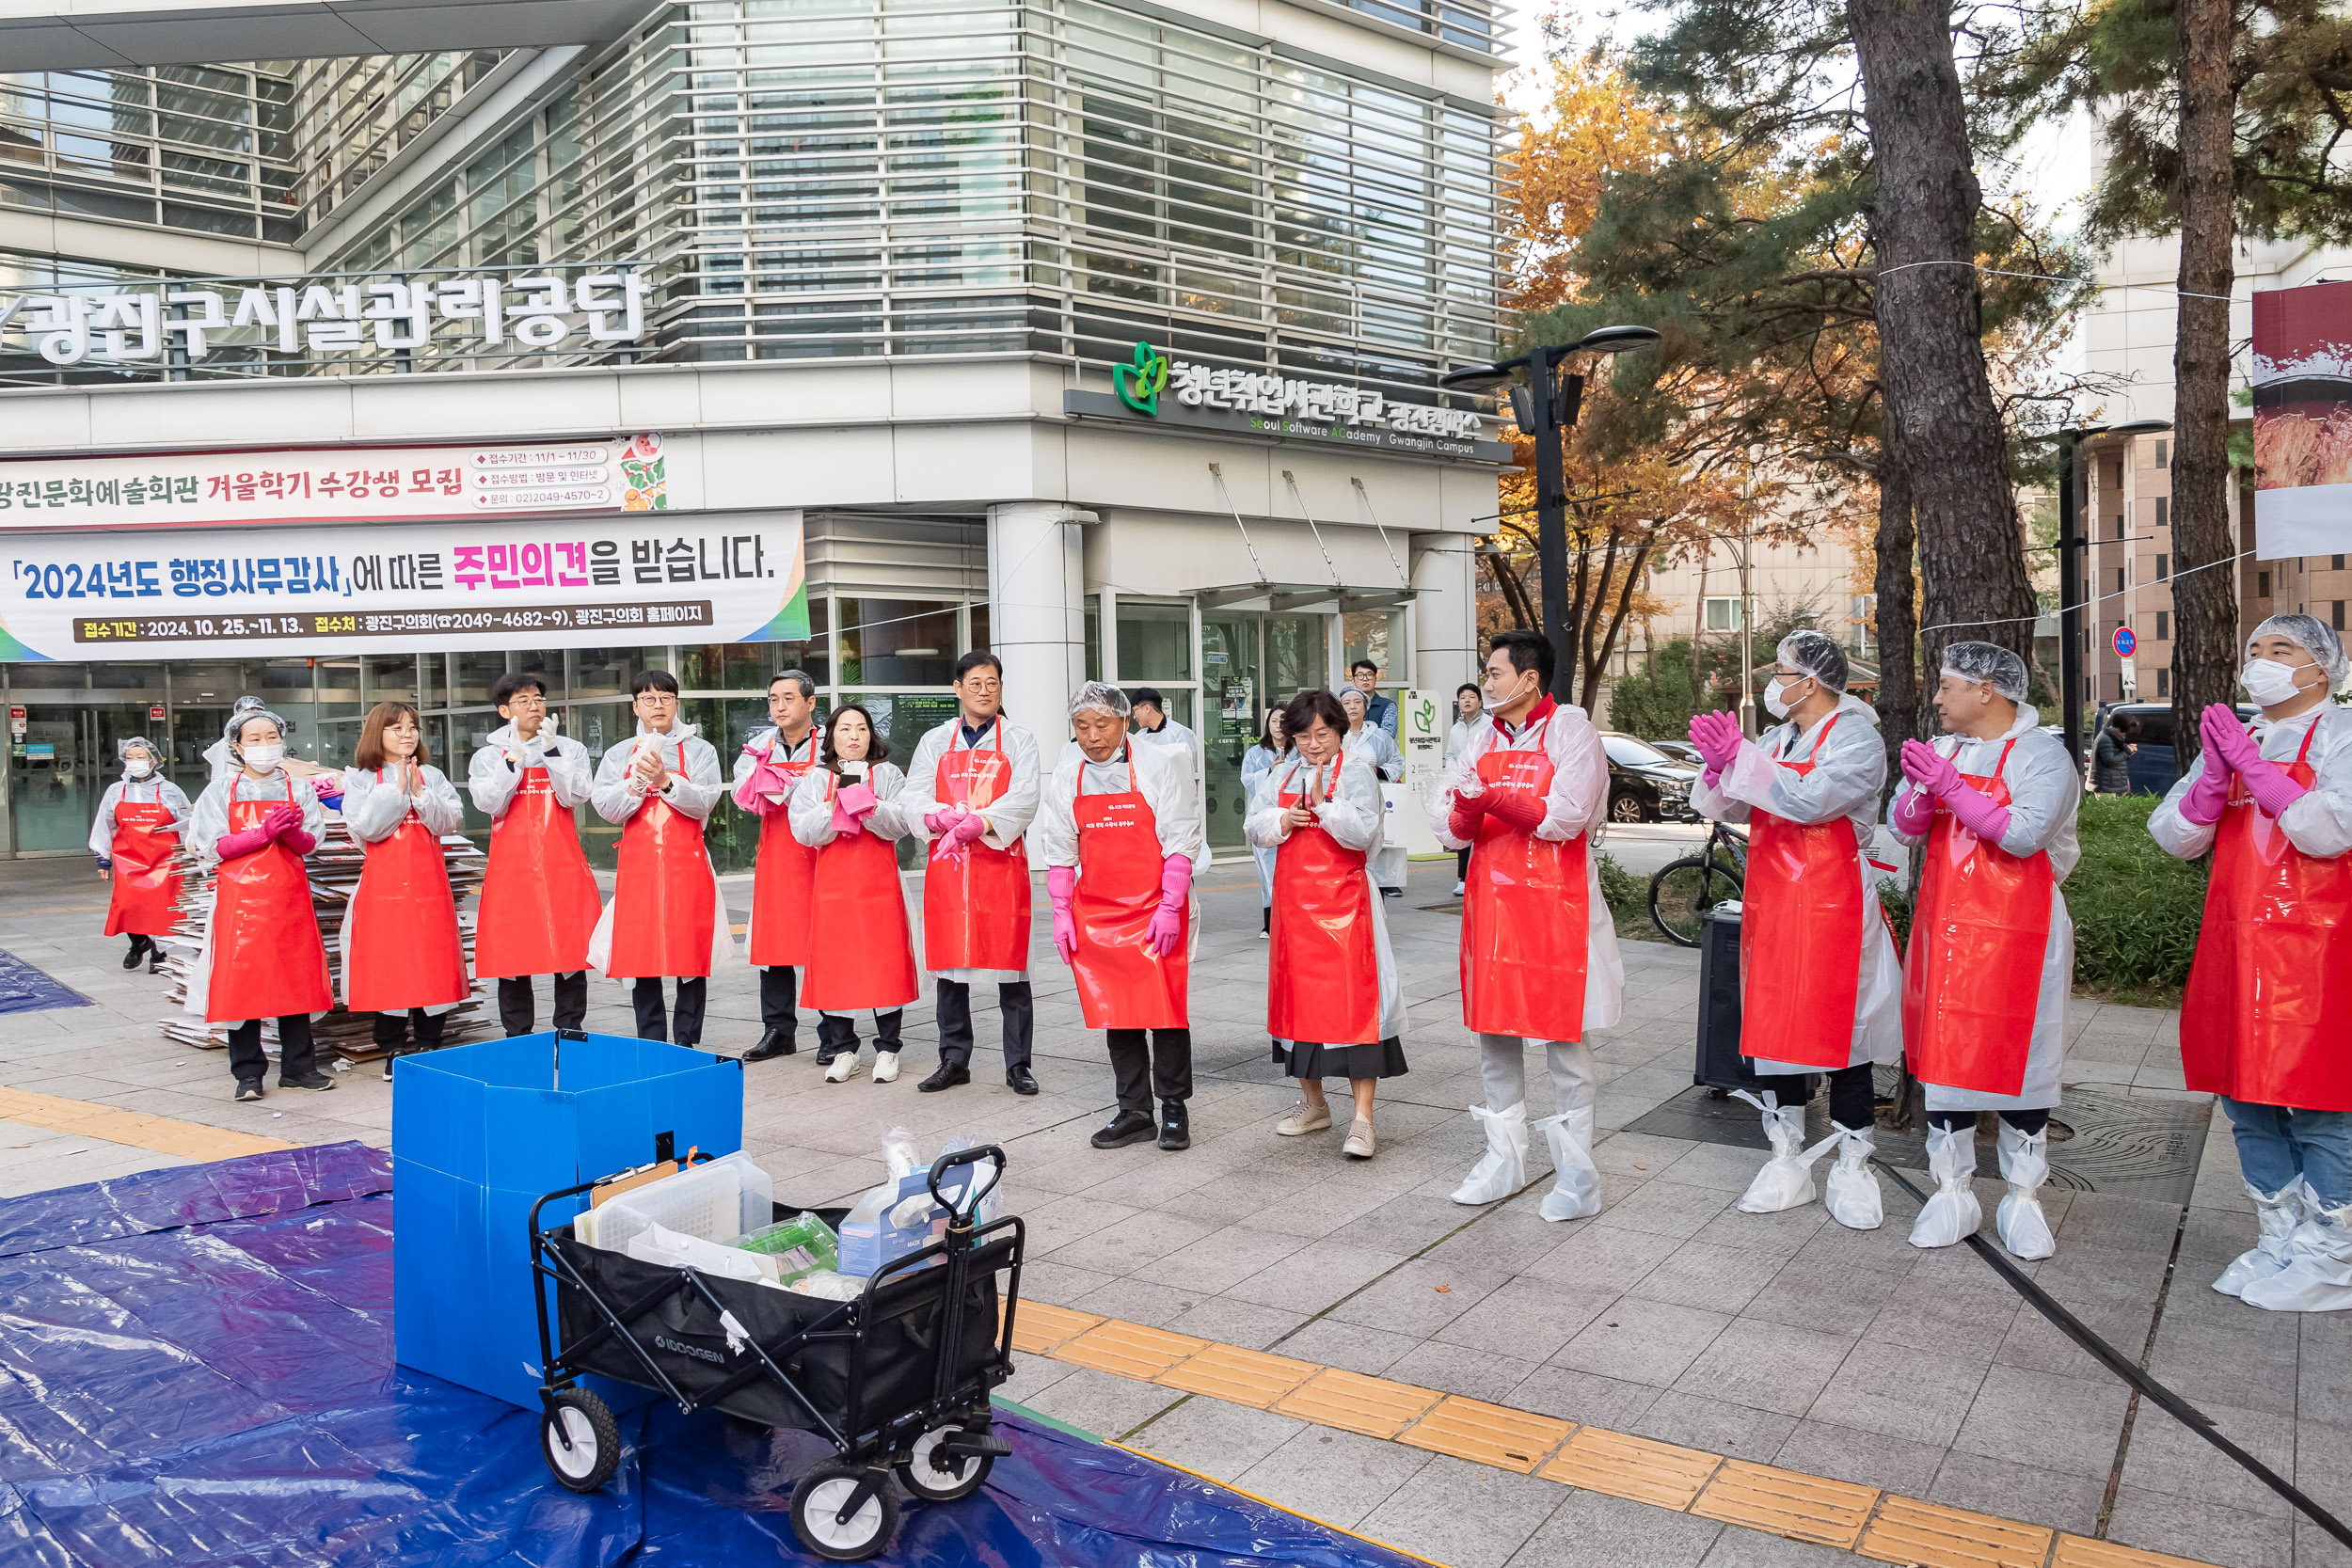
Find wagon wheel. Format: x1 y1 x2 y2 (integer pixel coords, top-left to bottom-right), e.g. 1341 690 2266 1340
791 1464 900 1561
540 1388 619 1494
897 1421 996 1502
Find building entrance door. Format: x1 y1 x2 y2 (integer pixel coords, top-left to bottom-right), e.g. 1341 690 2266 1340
1199 610 1327 855
10 701 165 854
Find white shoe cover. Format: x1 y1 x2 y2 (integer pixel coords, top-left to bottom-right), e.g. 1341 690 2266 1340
1532 1105 1601 1221
1451 1102 1528 1205
871 1051 900 1084
1909 1124 1982 1249
1732 1091 1816 1213
1822 1123 1883 1231
1994 1120 2057 1260
2240 1200 2352 1313
2214 1179 2308 1297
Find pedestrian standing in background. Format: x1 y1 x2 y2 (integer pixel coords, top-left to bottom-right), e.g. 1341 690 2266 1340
342 702 469 1077
1350 658 1399 737
734 670 824 1062
2091 714 2139 794
1890 641 2079 1259
1339 687 1406 897
1129 687 1202 771
91 736 188 974
1447 683 1481 895
789 703 917 1082
469 673 601 1037
1241 706 1291 938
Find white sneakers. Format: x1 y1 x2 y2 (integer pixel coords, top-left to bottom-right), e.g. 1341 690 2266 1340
1276 1101 1332 1136
1532 1106 1600 1221
1451 1102 1529 1205
1343 1117 1376 1159
1909 1124 1983 1249
1453 879 1466 896
2216 1180 2311 1297
824 1054 860 1084
1994 1120 2057 1260
872 1051 899 1083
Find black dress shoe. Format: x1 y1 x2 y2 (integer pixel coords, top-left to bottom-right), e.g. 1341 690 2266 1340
1091 1110 1155 1148
743 1027 796 1062
1006 1064 1039 1096
917 1063 971 1093
122 939 146 970
1158 1100 1191 1151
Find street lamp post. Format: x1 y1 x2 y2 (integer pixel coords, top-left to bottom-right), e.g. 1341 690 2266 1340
1442 325 1661 704
2054 419 2170 772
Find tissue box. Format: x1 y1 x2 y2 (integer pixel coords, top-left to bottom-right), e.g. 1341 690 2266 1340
838 1170 948 1277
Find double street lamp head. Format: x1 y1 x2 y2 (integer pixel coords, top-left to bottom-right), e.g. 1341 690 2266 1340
1438 324 1662 393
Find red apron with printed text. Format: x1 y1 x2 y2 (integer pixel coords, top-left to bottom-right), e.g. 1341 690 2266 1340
1740 713 1867 1069
923 726 1033 973
206 792 332 1022
2181 722 2352 1111
1267 762 1381 1046
475 763 601 978
1461 724 1590 1040
606 740 717 979
748 734 821 968
1072 753 1188 1030
345 771 469 1011
802 773 920 1012
104 794 182 938
1901 740 2054 1095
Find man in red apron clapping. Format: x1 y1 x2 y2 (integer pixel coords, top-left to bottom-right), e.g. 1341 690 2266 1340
1036 682 1206 1150
469 673 602 1037
900 652 1043 1095
1428 630 1622 1220
90 736 189 974
732 669 823 1062
588 671 732 1045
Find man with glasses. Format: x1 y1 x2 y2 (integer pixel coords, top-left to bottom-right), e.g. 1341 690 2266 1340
589 671 730 1045
1350 659 1399 738
900 651 1043 1095
469 673 602 1036
733 670 823 1061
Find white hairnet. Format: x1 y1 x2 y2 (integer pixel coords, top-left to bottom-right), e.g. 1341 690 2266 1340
230 695 265 715
1776 629 1849 693
1940 641 2028 702
2248 612 2350 687
1069 680 1132 720
223 707 292 751
117 735 160 763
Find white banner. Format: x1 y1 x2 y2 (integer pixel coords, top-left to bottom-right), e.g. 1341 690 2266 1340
1400 688 1446 857
0 512 809 661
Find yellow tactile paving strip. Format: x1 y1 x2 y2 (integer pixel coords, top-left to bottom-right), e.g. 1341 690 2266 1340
1019 1303 2230 1568
0 1086 294 1162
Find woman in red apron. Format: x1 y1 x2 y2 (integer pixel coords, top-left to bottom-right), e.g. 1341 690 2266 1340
1037 683 1207 1153
342 702 469 1076
1891 641 2079 1260
468 672 601 1037
1687 631 1902 1230
185 708 334 1103
1430 630 1618 1221
90 735 190 974
902 652 1042 1095
788 703 917 1082
588 671 730 1047
732 671 823 1062
1248 689 1406 1161
2152 613 2352 1312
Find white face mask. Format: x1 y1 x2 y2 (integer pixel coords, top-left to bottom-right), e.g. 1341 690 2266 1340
126 758 153 779
2240 657 2310 707
241 744 284 772
1763 677 1799 721
1483 668 1534 714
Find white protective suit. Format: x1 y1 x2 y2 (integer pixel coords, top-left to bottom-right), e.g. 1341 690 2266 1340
1132 715 1202 771
585 721 733 978
1239 742 1289 908
1036 739 1211 960
338 762 467 1012
898 714 1042 984
1247 752 1407 1042
469 721 596 821
1690 693 1903 1074
182 765 328 1026
88 774 192 861
1345 722 1407 890
1886 704 2080 1113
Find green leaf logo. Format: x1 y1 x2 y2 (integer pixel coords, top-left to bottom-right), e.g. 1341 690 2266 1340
1114 341 1169 414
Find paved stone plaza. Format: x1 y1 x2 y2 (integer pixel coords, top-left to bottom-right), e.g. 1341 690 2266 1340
0 854 2344 1568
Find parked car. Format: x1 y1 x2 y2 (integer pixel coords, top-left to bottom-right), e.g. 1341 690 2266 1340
2088 701 2258 796
1645 737 1706 768
1598 732 1701 823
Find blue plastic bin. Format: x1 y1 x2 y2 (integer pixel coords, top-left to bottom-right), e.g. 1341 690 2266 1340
392 1030 743 1412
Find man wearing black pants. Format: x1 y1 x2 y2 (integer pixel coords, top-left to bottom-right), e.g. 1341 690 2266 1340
731 670 823 1062
633 977 707 1044
469 673 601 1038
499 972 587 1037
228 1015 322 1093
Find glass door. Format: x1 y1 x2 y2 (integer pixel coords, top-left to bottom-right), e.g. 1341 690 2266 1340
1200 613 1263 855
11 702 157 853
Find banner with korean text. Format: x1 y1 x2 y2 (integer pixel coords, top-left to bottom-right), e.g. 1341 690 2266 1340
0 513 808 661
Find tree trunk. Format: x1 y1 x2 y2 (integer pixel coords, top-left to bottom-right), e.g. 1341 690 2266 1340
1848 0 2039 685
2168 0 2239 780
1873 446 1920 784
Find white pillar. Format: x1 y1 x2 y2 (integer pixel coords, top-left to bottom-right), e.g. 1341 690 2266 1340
1411 533 1478 692
987 500 1087 741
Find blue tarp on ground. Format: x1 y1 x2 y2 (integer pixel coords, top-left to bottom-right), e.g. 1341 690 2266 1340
0 1143 1422 1568
0 948 87 1015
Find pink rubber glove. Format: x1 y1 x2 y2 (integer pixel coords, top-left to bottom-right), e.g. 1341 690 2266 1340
1046 864 1078 963
1689 711 1741 776
1147 854 1191 957
735 748 795 816
262 803 301 840
1941 783 2011 843
933 810 989 859
1891 787 1936 836
2178 755 2233 826
1900 739 1963 799
213 825 276 860
923 806 966 837
1487 785 1547 833
280 825 317 856
2238 757 2309 818
2201 704 2261 773
837 782 877 820
828 795 864 836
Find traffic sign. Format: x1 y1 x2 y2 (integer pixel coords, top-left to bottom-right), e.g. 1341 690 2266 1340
149 705 166 721
2112 626 2137 659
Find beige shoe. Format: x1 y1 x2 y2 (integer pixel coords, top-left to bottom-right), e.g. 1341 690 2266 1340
825 1054 862 1084
1276 1101 1333 1136
872 1052 900 1083
1343 1117 1376 1159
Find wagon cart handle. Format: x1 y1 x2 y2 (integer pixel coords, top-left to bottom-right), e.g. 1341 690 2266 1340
928 1144 1005 1238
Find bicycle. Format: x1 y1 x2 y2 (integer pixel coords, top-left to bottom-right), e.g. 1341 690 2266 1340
1647 819 1747 947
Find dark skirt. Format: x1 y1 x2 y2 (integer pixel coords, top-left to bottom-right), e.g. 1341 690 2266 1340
1275 1037 1408 1081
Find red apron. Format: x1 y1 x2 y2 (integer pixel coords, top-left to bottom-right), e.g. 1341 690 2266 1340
1071 751 1188 1030
748 733 821 968
923 724 1033 973
1900 739 2054 1095
104 792 183 937
1461 719 1590 1040
345 770 469 1011
2181 721 2352 1111
475 760 601 979
802 774 919 1012
1740 713 1867 1069
205 790 332 1022
605 739 717 980
1267 762 1380 1046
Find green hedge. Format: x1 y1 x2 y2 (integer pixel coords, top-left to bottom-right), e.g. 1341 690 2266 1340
2068 793 2207 1003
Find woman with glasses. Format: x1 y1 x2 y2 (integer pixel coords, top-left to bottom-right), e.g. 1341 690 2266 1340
790 703 917 1082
